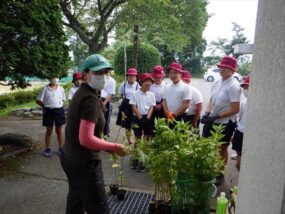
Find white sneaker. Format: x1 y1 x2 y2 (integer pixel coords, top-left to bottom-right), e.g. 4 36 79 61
231 152 237 160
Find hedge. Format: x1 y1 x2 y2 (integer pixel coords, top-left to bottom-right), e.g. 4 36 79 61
113 43 161 75
0 89 42 109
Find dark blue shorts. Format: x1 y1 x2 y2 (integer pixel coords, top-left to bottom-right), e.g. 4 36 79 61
202 120 236 145
42 107 66 127
132 115 154 137
232 129 244 155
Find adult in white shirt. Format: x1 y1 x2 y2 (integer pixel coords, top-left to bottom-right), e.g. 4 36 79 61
101 70 116 137
116 68 140 144
36 77 66 158
162 62 192 122
150 65 166 118
201 56 241 185
231 75 250 171
68 72 82 101
181 70 203 128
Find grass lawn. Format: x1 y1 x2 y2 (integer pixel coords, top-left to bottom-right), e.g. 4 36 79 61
0 101 38 117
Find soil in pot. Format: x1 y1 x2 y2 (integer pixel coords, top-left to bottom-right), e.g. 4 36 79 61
117 189 126 201
148 199 157 214
157 200 171 214
109 184 119 195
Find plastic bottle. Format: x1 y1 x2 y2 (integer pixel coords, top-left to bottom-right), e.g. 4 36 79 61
216 192 228 214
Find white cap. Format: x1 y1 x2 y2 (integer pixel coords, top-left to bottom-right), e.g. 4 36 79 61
220 192 226 197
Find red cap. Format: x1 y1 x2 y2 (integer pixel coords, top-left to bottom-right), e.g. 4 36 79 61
152 65 165 78
127 68 138 76
217 56 237 71
139 73 154 83
241 75 250 87
181 70 191 81
72 72 82 82
168 62 183 73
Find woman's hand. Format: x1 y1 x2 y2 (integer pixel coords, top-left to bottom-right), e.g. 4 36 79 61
114 144 128 157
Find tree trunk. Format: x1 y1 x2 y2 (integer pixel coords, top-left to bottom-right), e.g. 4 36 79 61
132 24 139 68
89 43 99 54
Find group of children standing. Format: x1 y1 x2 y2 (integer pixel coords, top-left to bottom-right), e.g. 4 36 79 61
36 55 250 185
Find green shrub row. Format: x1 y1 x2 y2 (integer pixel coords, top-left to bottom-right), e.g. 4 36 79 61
0 89 41 109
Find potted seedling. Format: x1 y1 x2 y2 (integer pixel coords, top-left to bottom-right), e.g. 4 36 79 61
109 153 120 195
135 118 224 214
117 159 127 200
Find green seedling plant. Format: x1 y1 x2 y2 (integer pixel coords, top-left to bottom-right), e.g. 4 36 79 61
134 118 225 211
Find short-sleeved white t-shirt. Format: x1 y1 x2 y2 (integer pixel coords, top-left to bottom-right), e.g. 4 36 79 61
210 76 241 124
237 98 247 133
187 86 203 115
129 89 156 115
118 81 140 100
68 86 79 101
150 81 166 103
163 80 192 113
37 85 66 108
101 76 116 99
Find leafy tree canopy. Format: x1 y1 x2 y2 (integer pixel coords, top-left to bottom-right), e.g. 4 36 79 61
0 0 70 89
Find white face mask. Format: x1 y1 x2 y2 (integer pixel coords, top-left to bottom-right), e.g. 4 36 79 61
50 78 59 85
243 89 249 98
88 75 105 90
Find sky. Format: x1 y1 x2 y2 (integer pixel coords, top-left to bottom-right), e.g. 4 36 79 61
203 0 258 55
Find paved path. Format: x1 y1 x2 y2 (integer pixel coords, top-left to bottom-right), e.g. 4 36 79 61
0 79 239 213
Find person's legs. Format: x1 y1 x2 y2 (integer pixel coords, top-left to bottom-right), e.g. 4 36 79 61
45 126 53 148
104 102 112 137
220 144 229 165
236 155 241 171
66 180 85 214
55 126 64 148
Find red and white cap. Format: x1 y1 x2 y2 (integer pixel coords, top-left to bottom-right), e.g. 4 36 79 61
72 72 82 82
217 56 238 71
181 70 191 81
152 65 165 78
168 62 183 73
139 73 154 83
127 68 138 76
240 75 250 87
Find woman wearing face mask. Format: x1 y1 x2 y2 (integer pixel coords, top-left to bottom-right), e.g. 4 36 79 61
68 72 82 102
60 54 127 214
201 56 241 185
116 68 140 144
231 75 250 171
36 76 66 157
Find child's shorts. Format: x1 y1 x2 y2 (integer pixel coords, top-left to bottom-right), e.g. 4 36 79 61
43 107 66 127
232 129 244 156
132 115 154 137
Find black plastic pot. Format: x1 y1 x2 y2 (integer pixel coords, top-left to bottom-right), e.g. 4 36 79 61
157 200 171 214
148 200 157 214
109 184 119 195
117 189 126 200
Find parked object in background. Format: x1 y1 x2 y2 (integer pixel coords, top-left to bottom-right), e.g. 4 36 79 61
204 67 242 82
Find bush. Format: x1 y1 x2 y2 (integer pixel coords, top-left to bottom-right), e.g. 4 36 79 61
113 43 161 75
0 88 41 108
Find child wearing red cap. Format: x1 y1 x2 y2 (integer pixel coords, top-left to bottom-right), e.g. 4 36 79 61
181 70 203 128
162 62 192 123
68 72 82 101
129 73 156 172
231 75 250 171
201 56 241 185
116 68 140 144
150 65 166 118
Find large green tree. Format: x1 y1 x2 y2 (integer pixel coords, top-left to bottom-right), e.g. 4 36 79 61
60 0 128 54
115 0 208 73
0 0 70 89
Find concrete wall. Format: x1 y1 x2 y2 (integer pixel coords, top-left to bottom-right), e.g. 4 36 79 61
237 0 285 213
